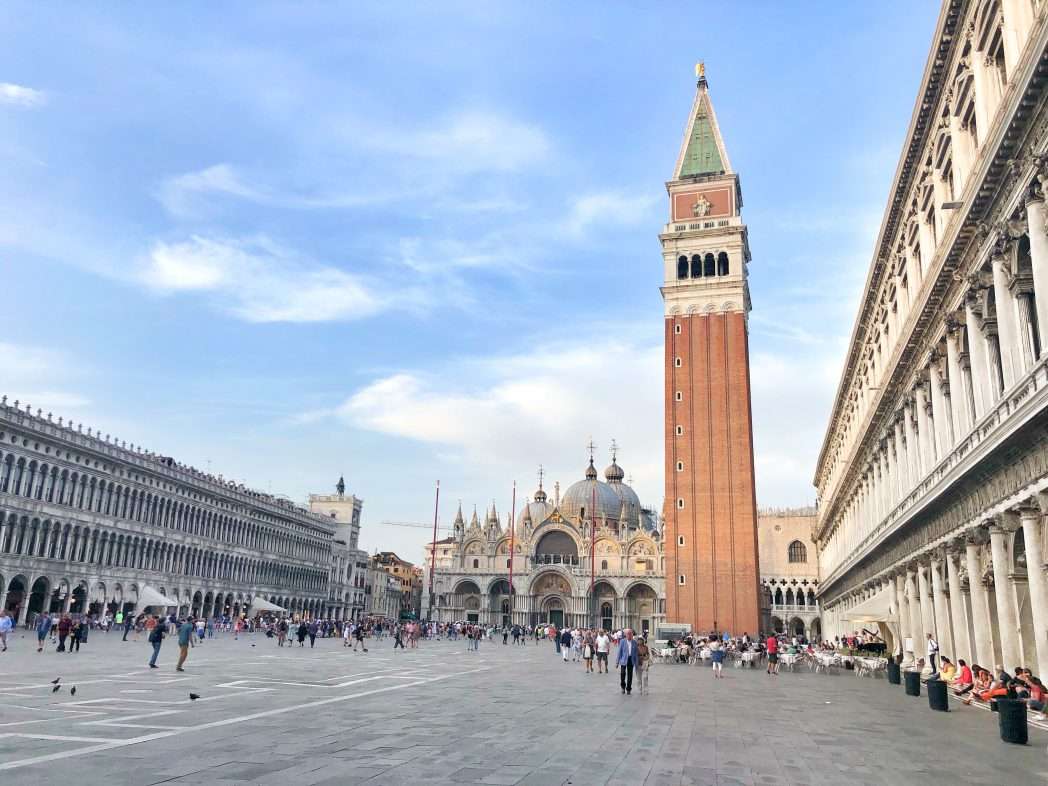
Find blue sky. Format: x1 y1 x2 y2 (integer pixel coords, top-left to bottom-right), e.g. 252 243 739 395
1 2 939 561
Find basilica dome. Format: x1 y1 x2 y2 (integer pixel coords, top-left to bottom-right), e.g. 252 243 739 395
559 458 640 529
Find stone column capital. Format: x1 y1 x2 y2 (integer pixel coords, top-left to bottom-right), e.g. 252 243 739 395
1013 499 1043 521
965 524 991 547
991 511 1021 534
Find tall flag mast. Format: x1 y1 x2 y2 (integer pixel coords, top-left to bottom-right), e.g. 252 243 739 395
508 480 516 623
428 479 440 621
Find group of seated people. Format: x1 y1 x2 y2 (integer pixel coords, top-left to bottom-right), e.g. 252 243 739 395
914 656 1046 720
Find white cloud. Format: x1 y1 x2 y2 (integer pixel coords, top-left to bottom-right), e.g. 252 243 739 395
310 328 836 511
0 342 89 413
157 164 263 217
369 110 550 174
320 333 666 507
0 83 46 108
563 190 659 238
140 236 387 323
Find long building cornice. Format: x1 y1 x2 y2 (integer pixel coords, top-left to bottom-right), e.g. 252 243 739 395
814 5 1048 540
815 1 964 491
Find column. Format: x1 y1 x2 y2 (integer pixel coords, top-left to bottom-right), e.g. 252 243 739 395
983 321 1006 400
887 574 901 659
903 400 920 488
965 294 992 416
897 572 913 664
905 567 924 655
965 531 994 667
929 552 954 662
946 322 973 434
945 545 972 666
914 382 934 472
1018 500 1048 678
916 562 936 655
989 520 1022 669
928 359 952 455
893 419 907 501
1025 195 1048 354
1014 287 1039 369
992 249 1019 389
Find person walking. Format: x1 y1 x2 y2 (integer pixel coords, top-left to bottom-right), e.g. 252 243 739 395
559 627 572 662
766 634 779 675
70 616 88 653
35 612 53 653
636 636 651 694
56 614 72 652
296 619 308 647
122 613 134 642
393 624 405 650
308 620 318 649
710 638 725 678
176 617 195 672
277 618 288 647
353 624 368 653
617 629 639 695
582 633 595 673
0 609 13 652
148 615 165 668
595 630 610 674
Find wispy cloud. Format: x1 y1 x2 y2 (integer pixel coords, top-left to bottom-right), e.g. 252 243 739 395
0 342 89 413
0 83 46 108
563 190 659 239
140 235 388 323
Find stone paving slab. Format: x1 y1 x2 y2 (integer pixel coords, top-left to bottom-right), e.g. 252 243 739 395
0 632 1045 784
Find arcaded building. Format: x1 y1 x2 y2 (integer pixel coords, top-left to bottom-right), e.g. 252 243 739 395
757 508 820 640
815 0 1048 675
0 398 363 623
661 67 761 636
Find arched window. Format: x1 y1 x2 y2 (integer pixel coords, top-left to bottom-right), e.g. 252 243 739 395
785 588 794 605
703 253 715 277
472 559 479 569
788 540 807 563
774 588 783 605
601 559 608 570
690 254 702 278
677 256 688 279
717 251 729 276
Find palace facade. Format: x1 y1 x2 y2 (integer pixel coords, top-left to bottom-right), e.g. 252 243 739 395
0 397 366 623
422 454 665 635
815 0 1048 675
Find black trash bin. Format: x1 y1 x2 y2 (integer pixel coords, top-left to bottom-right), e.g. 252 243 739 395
997 698 1029 745
927 679 948 711
887 661 901 685
904 669 921 696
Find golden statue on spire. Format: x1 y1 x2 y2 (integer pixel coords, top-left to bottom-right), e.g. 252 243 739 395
695 61 705 79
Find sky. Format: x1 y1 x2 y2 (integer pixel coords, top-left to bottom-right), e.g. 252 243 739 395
0 2 940 562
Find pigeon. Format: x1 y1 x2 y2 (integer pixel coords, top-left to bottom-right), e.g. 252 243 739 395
52 685 61 693
70 686 77 696
50 677 61 685
189 693 201 701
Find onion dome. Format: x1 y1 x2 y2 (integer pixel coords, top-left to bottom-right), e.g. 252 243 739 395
604 460 625 483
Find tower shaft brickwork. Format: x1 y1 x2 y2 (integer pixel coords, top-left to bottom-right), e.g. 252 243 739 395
660 72 760 635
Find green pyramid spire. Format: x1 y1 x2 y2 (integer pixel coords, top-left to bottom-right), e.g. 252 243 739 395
678 104 724 177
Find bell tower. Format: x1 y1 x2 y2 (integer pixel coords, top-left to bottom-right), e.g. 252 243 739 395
660 65 760 635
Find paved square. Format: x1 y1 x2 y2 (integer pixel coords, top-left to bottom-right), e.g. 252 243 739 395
0 632 1044 785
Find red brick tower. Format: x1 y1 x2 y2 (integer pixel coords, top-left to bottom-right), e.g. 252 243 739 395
661 66 760 636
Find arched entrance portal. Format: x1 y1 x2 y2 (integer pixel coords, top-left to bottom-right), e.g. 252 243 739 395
543 596 565 628
626 583 657 637
489 580 511 627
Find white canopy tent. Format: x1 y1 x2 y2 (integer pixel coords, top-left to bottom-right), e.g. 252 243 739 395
841 589 900 656
249 597 287 613
137 585 179 610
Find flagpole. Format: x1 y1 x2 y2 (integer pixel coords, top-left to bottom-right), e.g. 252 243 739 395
428 480 439 622
508 480 516 626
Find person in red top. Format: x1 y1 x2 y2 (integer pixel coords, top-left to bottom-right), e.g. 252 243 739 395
951 659 974 695
766 634 779 675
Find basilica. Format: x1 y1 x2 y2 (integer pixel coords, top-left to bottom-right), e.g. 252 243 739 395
422 452 665 635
